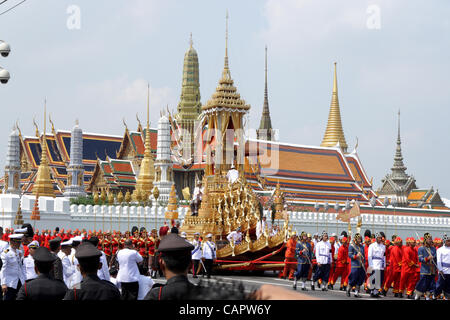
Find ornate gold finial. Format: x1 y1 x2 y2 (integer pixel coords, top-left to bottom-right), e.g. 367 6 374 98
32 100 55 197
321 62 348 152
33 116 39 138
122 117 128 131
49 113 55 134
125 190 131 203
107 192 114 205
165 184 178 220
100 188 106 204
75 118 79 126
189 32 193 48
94 191 99 205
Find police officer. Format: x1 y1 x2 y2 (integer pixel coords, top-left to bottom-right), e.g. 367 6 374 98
293 232 312 291
202 233 216 279
1 233 26 300
144 233 195 300
48 237 64 282
63 242 121 300
347 233 366 298
16 246 67 300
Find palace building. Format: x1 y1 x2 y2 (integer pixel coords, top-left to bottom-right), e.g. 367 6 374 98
1 25 448 212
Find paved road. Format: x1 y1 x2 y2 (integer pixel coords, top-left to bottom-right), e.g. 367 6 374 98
152 272 407 300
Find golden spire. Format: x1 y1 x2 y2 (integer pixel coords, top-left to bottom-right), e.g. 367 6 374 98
132 84 154 201
222 10 231 80
32 99 55 197
321 62 348 152
189 32 193 48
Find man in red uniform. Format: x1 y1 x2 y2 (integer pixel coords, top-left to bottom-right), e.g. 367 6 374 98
383 237 403 296
400 237 419 298
159 221 169 239
103 232 112 265
281 234 298 280
381 239 392 295
363 236 371 292
330 236 349 290
327 237 336 289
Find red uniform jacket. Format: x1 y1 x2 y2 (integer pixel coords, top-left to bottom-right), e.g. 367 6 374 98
364 244 370 269
112 238 119 255
401 246 417 273
336 244 349 268
389 245 403 273
285 238 297 258
103 239 112 256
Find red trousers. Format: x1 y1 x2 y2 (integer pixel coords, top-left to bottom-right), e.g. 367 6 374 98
384 271 401 293
400 271 417 295
331 266 349 286
282 257 297 279
328 263 335 284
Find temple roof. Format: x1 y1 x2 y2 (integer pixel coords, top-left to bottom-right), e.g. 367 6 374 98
244 139 376 204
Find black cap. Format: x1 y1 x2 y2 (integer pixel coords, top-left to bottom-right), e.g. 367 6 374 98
21 223 34 237
49 237 62 245
87 236 99 247
75 242 102 259
157 233 194 253
33 247 57 263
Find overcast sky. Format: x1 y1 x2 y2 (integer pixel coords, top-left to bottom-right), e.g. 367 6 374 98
0 0 449 198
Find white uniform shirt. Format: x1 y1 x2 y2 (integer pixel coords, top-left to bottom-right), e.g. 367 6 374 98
60 252 75 288
202 241 216 260
68 252 82 288
368 242 386 270
315 241 332 265
226 169 239 183
57 250 65 261
23 255 38 281
0 240 8 252
191 239 202 260
0 247 25 289
97 251 110 281
116 248 143 283
227 231 242 244
256 220 267 239
437 245 450 274
137 275 154 300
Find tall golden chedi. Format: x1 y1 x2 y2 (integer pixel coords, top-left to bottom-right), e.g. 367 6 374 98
32 101 56 197
132 84 154 201
321 62 348 153
180 13 289 262
165 184 178 220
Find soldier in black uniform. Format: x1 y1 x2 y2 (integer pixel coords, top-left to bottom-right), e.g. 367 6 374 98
63 242 121 300
16 247 67 300
144 233 195 300
48 237 64 282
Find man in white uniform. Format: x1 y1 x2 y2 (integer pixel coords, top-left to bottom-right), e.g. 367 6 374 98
190 232 202 278
59 239 75 288
313 232 332 291
22 240 39 281
68 235 83 288
1 233 26 300
256 217 267 239
367 232 386 298
227 227 243 245
436 234 450 298
117 239 143 300
226 165 239 184
86 236 110 281
202 234 216 279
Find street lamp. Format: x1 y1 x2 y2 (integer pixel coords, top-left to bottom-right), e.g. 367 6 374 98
391 196 398 236
383 197 389 236
370 196 376 234
334 202 340 235
0 40 11 83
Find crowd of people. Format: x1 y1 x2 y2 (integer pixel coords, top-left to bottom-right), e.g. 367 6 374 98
1 222 449 301
282 230 450 299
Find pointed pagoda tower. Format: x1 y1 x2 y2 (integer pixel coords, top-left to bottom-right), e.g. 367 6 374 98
32 101 55 197
378 110 417 205
202 11 250 175
132 84 155 201
4 123 21 195
321 62 348 153
175 33 202 155
257 46 275 141
64 119 86 198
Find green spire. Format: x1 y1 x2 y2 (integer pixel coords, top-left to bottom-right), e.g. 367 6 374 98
176 33 201 121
